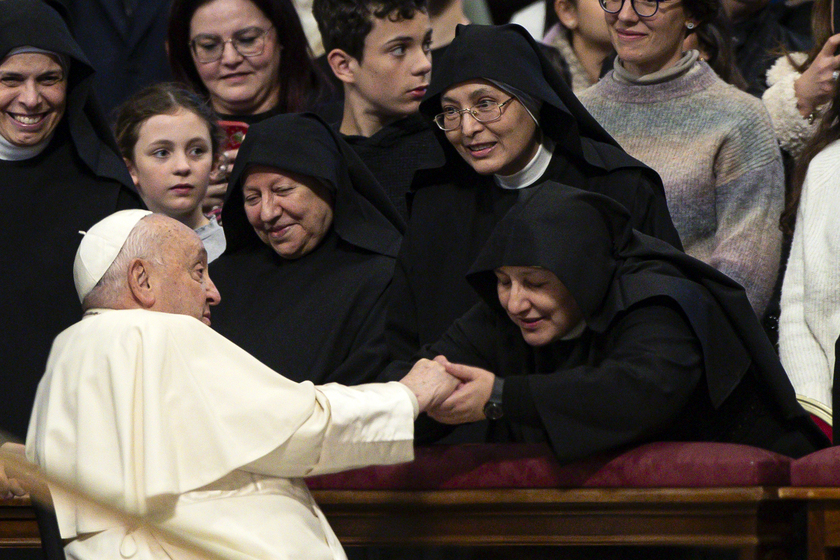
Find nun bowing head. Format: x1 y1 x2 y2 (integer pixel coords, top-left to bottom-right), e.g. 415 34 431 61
466 184 632 324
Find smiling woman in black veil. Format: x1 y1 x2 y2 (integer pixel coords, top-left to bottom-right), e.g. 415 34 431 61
210 112 405 385
393 185 827 458
386 23 682 365
0 0 141 441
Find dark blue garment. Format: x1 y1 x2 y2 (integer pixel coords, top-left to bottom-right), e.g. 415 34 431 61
57 0 173 116
732 2 813 97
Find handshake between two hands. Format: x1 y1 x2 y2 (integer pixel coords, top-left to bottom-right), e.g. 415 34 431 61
0 362 494 498
399 356 495 424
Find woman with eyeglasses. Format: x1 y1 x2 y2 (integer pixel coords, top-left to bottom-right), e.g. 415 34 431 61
385 24 681 374
578 0 785 323
167 0 334 215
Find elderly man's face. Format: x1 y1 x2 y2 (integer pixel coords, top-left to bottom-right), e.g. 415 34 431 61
149 220 221 325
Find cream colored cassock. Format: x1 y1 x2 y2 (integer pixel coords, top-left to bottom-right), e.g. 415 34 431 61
25 309 418 560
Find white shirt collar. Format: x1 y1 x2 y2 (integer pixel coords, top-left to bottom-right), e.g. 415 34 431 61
494 136 555 190
0 131 52 161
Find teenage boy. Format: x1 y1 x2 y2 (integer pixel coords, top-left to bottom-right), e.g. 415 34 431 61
314 0 441 219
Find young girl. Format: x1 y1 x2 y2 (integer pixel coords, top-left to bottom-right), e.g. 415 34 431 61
115 83 226 261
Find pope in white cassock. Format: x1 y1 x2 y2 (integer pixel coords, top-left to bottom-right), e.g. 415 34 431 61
24 210 458 560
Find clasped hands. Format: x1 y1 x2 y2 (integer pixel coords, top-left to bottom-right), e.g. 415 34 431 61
399 356 495 423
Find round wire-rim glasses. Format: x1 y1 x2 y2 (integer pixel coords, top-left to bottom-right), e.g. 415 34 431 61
190 26 274 63
598 0 663 17
434 98 515 131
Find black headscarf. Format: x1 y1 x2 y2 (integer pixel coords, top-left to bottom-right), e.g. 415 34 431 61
0 0 133 187
417 23 662 185
222 112 404 256
466 185 810 417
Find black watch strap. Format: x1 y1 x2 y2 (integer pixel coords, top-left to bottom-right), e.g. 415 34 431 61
483 376 504 420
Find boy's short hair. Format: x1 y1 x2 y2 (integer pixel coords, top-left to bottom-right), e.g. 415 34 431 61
313 0 428 62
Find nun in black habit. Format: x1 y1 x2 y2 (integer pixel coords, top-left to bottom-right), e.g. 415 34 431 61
396 185 827 458
0 0 141 441
210 112 405 385
386 23 682 363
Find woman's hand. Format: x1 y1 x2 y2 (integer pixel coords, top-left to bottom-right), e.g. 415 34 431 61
203 148 239 215
426 356 495 424
794 34 840 118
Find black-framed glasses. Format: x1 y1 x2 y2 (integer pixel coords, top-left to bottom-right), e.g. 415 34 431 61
434 98 515 131
599 0 663 17
190 26 274 63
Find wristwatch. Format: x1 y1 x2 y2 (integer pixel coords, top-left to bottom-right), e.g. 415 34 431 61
483 376 504 420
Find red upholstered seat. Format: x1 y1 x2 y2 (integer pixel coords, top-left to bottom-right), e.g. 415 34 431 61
809 413 833 443
790 446 840 486
305 441 792 490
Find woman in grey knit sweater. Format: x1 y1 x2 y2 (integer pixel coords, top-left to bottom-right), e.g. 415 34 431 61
578 0 785 318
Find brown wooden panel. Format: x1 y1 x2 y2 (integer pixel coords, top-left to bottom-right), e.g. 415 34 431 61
780 487 840 560
822 507 840 548
0 498 40 548
311 488 795 548
0 487 795 554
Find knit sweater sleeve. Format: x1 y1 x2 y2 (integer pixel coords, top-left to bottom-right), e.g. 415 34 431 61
709 96 784 317
779 140 840 409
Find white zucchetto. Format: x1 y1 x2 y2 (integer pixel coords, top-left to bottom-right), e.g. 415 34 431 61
73 209 152 302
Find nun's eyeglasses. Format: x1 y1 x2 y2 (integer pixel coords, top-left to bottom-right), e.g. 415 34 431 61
434 98 515 131
190 26 274 63
599 0 663 17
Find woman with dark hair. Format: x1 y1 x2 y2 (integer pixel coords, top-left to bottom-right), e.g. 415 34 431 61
579 0 785 319
395 185 827 458
168 0 327 117
0 0 141 442
167 0 335 212
778 61 840 426
210 112 404 386
386 23 680 365
683 8 747 90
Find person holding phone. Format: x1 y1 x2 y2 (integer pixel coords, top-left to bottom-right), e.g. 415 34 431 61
167 0 336 216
